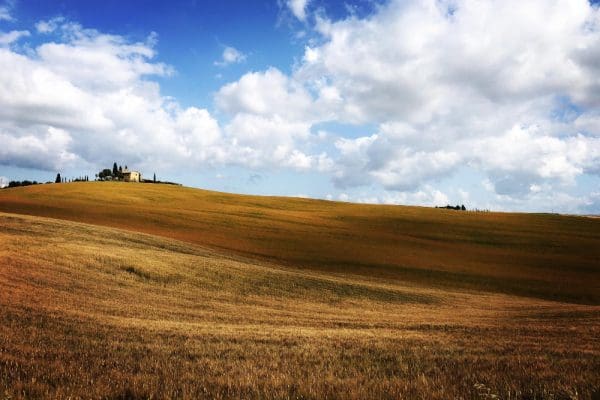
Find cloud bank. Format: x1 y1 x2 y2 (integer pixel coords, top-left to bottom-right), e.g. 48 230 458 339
221 0 600 209
0 21 324 175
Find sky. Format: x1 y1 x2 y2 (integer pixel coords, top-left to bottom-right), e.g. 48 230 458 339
1 0 599 213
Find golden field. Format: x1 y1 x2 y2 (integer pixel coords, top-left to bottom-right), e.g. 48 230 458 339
0 182 599 399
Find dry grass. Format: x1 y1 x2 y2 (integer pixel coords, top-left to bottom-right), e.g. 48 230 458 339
1 212 599 399
0 182 599 304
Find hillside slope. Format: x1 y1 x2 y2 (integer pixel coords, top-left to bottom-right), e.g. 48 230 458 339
0 182 598 303
1 212 598 399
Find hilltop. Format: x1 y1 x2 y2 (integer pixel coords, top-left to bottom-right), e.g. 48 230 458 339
0 182 598 304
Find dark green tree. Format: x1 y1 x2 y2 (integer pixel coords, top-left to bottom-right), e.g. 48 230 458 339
153 173 156 183
112 162 118 177
55 173 61 183
99 169 112 180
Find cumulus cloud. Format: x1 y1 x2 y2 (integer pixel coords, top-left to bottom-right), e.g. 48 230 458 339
216 67 315 121
286 0 311 21
469 125 600 194
222 113 331 170
298 0 600 124
214 0 600 210
0 23 186 171
0 21 219 172
292 0 600 201
214 46 246 66
35 17 65 34
0 30 29 45
331 126 461 191
0 19 327 175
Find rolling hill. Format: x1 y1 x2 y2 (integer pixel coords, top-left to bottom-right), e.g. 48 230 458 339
0 182 599 398
0 182 598 303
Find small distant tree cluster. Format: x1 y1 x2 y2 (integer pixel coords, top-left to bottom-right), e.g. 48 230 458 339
97 162 126 181
6 180 40 188
55 173 89 183
97 169 113 180
436 204 467 211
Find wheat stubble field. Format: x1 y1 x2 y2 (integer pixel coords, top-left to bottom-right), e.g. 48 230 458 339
0 182 599 399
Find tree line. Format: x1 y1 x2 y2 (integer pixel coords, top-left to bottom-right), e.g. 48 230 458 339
54 173 89 183
2 175 89 189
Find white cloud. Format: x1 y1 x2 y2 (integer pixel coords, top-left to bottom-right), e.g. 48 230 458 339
328 186 450 206
225 113 310 148
35 29 172 92
0 176 8 188
0 30 29 46
0 4 12 21
287 0 311 21
469 125 591 193
303 46 319 63
0 19 330 177
223 113 329 170
35 17 65 34
216 67 315 121
0 21 218 172
214 46 246 67
482 187 600 215
331 129 461 191
289 0 600 204
367 187 450 207
0 127 77 171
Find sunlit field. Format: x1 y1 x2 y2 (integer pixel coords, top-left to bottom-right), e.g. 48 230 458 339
1 182 598 304
0 183 599 398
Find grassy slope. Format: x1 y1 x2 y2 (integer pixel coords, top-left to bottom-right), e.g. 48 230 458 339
1 213 598 399
0 182 598 304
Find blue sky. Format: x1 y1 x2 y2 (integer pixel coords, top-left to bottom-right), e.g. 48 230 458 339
1 0 600 213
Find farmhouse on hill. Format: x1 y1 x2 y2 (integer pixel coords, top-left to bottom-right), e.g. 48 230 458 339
122 169 141 182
